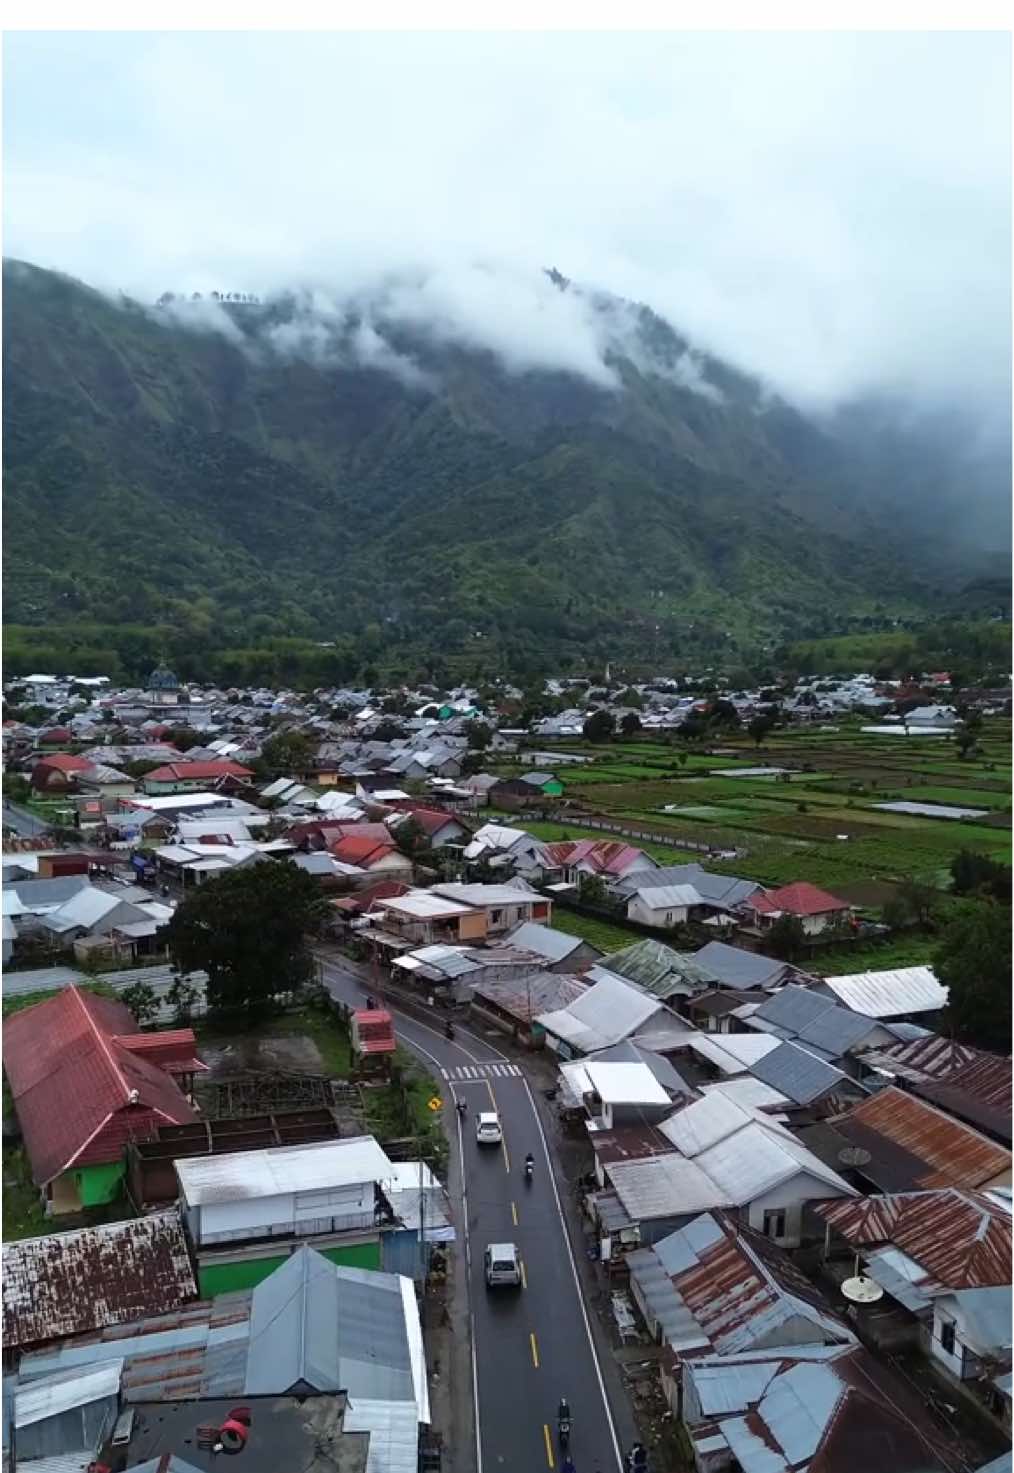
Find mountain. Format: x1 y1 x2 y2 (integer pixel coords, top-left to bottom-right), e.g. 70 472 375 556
3 259 1009 676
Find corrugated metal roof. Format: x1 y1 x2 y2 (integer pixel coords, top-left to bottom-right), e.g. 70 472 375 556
685 1034 780 1075
834 1087 1010 1189
584 1061 671 1106
594 939 718 997
659 1094 755 1158
607 1154 731 1219
176 1136 393 1204
343 1398 420 1473
696 1122 856 1204
503 921 583 963
692 942 792 990
822 966 947 1018
15 1363 123 1427
537 971 661 1053
750 1042 847 1105
690 1360 781 1415
2 1211 197 1349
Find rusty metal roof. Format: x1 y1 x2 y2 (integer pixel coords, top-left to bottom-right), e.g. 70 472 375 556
833 1087 1011 1190
815 1188 1012 1291
2 1211 197 1350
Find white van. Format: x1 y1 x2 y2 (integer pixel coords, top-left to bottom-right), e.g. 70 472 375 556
484 1242 522 1288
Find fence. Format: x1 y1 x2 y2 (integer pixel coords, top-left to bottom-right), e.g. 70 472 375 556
545 808 748 859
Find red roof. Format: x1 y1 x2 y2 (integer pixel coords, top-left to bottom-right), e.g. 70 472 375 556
394 806 463 837
33 752 91 773
144 760 253 782
332 880 411 915
543 838 650 876
352 1010 396 1054
331 834 400 867
113 1029 210 1076
747 881 851 917
38 727 73 743
3 988 197 1186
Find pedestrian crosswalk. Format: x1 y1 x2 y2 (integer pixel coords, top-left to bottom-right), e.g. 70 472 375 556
441 1063 522 1081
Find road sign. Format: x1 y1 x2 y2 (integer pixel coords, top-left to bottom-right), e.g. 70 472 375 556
427 1096 443 1113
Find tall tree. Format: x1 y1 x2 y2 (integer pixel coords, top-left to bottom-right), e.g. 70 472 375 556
583 709 615 743
934 901 1011 1050
163 860 329 1015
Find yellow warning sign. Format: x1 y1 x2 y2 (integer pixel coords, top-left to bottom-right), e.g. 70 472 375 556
427 1096 443 1113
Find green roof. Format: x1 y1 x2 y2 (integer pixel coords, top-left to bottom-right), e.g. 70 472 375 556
603 938 719 996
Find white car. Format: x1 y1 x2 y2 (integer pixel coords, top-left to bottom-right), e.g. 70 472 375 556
476 1111 503 1146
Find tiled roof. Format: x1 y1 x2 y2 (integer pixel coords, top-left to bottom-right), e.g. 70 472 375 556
747 882 851 916
143 761 253 781
32 753 91 772
2 1210 197 1349
330 835 399 866
3 986 197 1185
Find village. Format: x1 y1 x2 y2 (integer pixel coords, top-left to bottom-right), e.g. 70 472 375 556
1 661 1011 1473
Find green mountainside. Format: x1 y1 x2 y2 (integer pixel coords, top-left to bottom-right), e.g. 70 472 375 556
3 259 1009 679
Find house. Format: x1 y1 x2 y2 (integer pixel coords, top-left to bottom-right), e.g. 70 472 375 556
817 965 949 1022
854 1036 1012 1143
74 762 137 798
612 863 762 927
432 881 551 935
746 984 899 1071
536 968 664 1057
175 1136 397 1294
487 776 547 810
461 772 501 804
802 1087 1012 1195
28 752 91 791
2 1210 198 1353
463 822 550 877
9 1357 124 1473
626 1208 855 1361
503 919 602 972
520 771 565 797
557 1057 678 1132
691 939 810 991
542 838 659 885
469 971 589 1042
588 939 718 1003
364 888 488 953
14 1245 430 1463
330 879 411 930
2 986 199 1213
740 881 854 936
385 805 472 848
816 1189 1012 1412
392 942 547 1004
603 1093 856 1250
330 833 414 880
141 759 254 794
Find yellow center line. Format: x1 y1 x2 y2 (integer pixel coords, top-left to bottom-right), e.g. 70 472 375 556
511 1200 518 1226
520 1259 528 1290
543 1423 555 1468
530 1331 540 1368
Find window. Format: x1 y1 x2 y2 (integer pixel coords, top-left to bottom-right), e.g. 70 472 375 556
490 909 503 924
762 1209 787 1239
939 1318 956 1356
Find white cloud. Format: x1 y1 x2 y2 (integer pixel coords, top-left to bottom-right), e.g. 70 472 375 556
2 30 1009 423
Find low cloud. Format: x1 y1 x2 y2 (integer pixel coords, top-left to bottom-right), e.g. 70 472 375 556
3 31 1009 427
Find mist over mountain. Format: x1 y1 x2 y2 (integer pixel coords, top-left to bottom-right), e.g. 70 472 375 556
3 257 1008 672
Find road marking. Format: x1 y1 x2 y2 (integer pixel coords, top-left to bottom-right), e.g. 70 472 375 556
524 1078 625 1471
511 1201 518 1226
530 1331 540 1368
543 1424 555 1469
443 1063 523 1080
520 1258 527 1290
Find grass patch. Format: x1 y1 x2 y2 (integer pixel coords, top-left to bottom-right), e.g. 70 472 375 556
549 907 641 954
811 932 940 976
2 982 117 1019
2 1148 48 1241
196 1005 354 1077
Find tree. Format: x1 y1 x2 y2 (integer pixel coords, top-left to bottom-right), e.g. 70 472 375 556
934 900 1011 1049
748 714 775 748
121 980 160 1024
766 914 807 961
371 719 408 743
708 698 741 729
620 712 642 735
392 815 430 862
258 728 318 776
583 709 615 743
164 860 329 1016
883 879 940 932
577 873 608 907
166 973 201 1024
950 849 1012 903
464 720 493 751
954 727 977 760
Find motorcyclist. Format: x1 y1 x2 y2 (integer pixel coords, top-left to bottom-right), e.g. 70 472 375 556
524 1151 535 1177
456 1099 467 1120
557 1397 571 1441
444 1020 455 1040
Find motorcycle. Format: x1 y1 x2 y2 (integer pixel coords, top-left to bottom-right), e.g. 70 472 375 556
444 1021 456 1041
524 1154 534 1184
557 1399 571 1451
456 1100 467 1121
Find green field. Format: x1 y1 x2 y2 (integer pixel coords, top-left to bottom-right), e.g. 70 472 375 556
526 717 1011 902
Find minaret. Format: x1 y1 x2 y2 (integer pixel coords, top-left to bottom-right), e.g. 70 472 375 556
604 660 611 685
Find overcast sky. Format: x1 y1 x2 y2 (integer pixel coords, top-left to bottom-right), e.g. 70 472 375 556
3 30 1010 424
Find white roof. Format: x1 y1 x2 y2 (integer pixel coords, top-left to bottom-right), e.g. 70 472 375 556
695 1121 857 1204
343 1398 421 1473
383 891 475 919
584 1061 671 1106
537 971 661 1053
434 882 537 905
47 887 125 929
608 1153 731 1219
685 1033 781 1075
465 823 531 856
701 1079 790 1112
659 1093 757 1157
822 966 948 1017
176 1137 394 1204
127 792 251 811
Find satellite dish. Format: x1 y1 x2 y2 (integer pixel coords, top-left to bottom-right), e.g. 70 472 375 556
838 1146 872 1167
841 1276 884 1304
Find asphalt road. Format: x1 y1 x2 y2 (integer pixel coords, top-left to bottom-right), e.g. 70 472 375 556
317 954 624 1473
